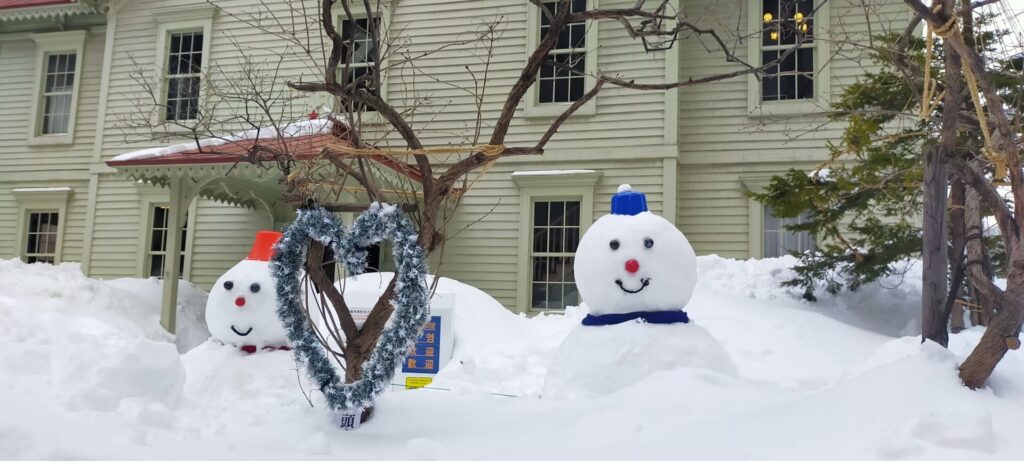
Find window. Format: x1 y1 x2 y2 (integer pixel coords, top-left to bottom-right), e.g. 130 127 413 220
147 206 188 278
759 0 815 101
763 205 815 257
24 212 60 264
530 200 582 309
29 30 85 144
165 31 203 121
339 17 379 88
41 53 76 135
538 0 588 104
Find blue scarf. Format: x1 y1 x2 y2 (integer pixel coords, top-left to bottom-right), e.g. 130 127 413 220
581 310 689 326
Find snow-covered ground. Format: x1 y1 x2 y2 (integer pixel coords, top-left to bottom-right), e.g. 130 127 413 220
1 256 1022 460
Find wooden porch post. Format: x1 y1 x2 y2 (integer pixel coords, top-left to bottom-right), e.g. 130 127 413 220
160 175 189 333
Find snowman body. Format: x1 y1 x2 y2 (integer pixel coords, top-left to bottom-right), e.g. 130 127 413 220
205 232 289 350
542 185 735 399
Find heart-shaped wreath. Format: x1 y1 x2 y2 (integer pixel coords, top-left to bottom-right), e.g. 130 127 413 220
269 204 430 412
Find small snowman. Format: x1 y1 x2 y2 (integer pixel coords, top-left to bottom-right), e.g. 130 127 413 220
542 185 736 399
205 231 289 353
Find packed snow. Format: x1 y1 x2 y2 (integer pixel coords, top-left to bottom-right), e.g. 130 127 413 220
1 256 1023 460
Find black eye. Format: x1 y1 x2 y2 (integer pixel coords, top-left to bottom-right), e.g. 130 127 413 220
250 283 261 293
223 281 234 290
609 239 620 250
644 238 654 249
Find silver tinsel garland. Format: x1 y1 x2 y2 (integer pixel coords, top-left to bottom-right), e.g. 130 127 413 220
269 204 430 412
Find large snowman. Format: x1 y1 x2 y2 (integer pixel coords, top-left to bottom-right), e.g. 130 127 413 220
205 231 289 353
542 185 736 399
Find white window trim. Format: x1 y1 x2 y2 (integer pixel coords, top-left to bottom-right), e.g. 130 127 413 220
28 30 86 146
746 0 830 117
152 7 215 125
13 187 72 263
513 170 600 313
524 0 599 118
136 187 197 280
334 4 393 126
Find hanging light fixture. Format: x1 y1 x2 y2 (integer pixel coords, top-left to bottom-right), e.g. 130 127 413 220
770 30 779 41
794 12 804 22
763 12 773 23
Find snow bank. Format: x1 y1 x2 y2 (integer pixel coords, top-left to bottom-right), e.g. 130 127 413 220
3 257 1024 460
697 255 922 336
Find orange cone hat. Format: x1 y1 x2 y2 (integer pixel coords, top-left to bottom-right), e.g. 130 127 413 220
247 230 283 262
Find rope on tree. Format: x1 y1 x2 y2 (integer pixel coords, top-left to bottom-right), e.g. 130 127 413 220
326 143 506 157
269 205 430 413
920 9 1010 181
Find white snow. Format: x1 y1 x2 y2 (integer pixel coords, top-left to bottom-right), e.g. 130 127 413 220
2 256 1024 460
109 118 333 162
206 260 288 349
510 169 598 177
11 187 73 193
574 210 697 315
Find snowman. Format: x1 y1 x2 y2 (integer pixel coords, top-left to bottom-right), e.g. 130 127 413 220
542 185 736 399
205 230 289 353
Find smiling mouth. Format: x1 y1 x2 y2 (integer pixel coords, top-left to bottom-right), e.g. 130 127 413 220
615 278 651 294
230 325 253 337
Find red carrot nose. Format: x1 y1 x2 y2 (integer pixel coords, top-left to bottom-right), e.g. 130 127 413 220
625 259 640 274
235 296 246 307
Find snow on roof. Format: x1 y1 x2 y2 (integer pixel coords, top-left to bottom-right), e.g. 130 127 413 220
0 0 75 10
510 169 598 177
12 186 72 193
109 118 335 163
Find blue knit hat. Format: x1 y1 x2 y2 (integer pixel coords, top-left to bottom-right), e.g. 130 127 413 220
611 184 648 216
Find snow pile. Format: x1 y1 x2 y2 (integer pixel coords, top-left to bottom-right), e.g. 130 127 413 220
110 118 334 162
2 257 1024 460
697 255 922 336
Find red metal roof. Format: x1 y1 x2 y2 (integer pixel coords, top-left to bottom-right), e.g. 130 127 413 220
0 0 76 10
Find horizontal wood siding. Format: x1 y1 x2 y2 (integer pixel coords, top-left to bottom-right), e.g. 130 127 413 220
188 199 271 290
442 158 666 309
675 0 908 257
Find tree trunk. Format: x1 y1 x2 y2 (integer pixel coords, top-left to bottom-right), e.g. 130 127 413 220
965 187 997 326
960 282 1022 389
922 143 951 346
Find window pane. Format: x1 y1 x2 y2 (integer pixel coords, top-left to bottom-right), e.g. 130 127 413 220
565 227 580 252
547 283 562 307
532 283 547 309
150 255 165 278
534 201 549 226
549 201 565 227
533 227 548 253
533 257 547 282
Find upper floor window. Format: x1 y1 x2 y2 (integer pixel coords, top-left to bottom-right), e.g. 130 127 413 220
763 205 815 257
29 30 85 144
41 53 76 135
165 30 203 121
539 0 587 104
340 17 379 88
760 0 814 101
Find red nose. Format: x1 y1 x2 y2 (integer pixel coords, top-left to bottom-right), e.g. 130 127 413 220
235 296 246 307
625 259 640 274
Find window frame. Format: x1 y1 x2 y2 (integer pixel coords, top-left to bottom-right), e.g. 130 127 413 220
152 7 215 125
762 205 816 257
334 5 392 123
513 170 600 313
525 0 599 117
145 204 190 279
136 187 196 280
746 0 830 117
28 30 86 145
528 198 584 311
13 188 71 264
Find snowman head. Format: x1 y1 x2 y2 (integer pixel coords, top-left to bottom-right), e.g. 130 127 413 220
205 231 288 349
573 185 697 315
